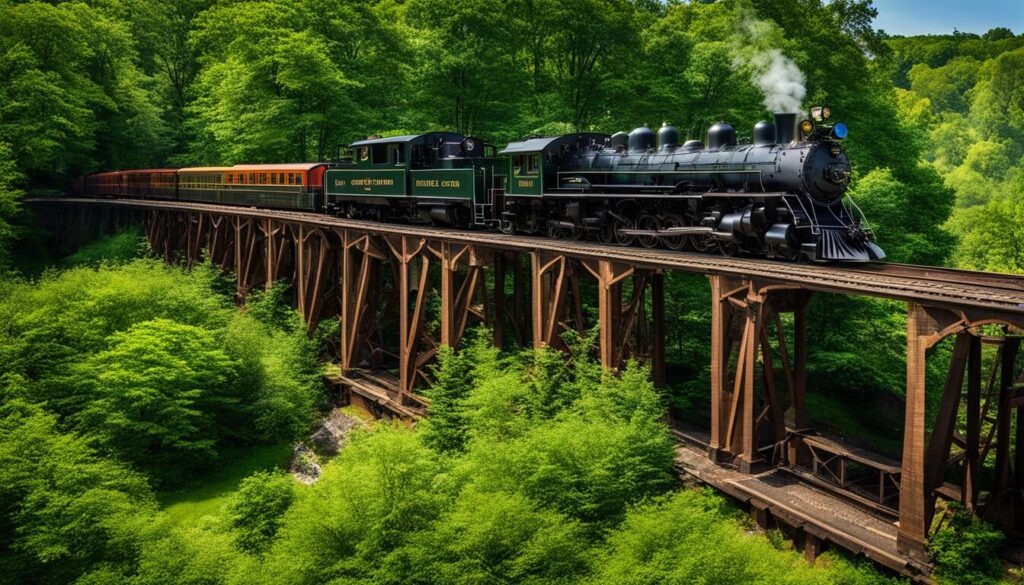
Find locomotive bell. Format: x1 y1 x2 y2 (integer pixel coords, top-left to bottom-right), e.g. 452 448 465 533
628 126 656 151
657 123 680 151
707 123 736 150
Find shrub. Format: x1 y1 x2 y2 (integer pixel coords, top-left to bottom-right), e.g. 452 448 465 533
227 471 295 555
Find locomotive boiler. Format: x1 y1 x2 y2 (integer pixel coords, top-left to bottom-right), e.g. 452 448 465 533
498 108 885 262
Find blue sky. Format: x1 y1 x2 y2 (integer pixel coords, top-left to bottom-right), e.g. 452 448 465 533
871 0 1024 36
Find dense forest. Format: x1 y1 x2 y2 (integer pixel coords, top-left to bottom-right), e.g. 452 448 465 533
1 0 1023 583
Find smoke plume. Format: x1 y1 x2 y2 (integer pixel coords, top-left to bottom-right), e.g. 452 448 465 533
749 49 806 113
732 18 807 113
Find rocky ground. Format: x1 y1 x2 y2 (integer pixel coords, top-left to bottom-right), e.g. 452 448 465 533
289 407 367 484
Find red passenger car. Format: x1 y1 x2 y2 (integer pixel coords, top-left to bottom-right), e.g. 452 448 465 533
123 169 178 199
84 171 124 197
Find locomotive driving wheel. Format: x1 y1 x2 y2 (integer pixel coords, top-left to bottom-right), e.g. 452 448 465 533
636 214 659 248
691 233 716 253
611 214 636 247
659 213 687 250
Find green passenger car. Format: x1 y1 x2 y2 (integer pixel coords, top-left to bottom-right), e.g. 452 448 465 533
325 132 502 227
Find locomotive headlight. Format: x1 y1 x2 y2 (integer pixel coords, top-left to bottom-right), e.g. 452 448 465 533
822 107 831 120
831 122 848 140
810 106 823 121
800 119 814 135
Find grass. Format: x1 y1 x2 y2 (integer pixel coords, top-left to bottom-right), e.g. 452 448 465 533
158 441 294 526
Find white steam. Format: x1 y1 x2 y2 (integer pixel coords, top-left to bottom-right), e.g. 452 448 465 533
732 18 807 113
749 49 806 113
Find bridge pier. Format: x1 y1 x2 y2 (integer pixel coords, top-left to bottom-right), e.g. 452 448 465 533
708 275 811 472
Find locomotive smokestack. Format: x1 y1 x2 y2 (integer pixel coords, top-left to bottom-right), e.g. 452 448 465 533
774 113 799 144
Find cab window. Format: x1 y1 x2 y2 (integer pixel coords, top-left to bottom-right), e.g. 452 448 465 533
371 144 389 165
390 144 404 164
515 154 539 176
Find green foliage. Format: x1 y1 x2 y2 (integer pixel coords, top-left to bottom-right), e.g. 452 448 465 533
0 399 157 584
71 318 239 477
131 521 245 585
227 471 295 554
588 488 892 585
0 258 322 484
0 142 21 272
929 504 1005 585
62 227 149 267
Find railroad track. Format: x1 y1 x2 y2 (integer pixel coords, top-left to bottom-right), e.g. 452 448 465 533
29 197 1024 317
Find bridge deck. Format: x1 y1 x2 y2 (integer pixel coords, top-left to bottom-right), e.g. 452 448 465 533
31 197 1024 318
673 425 927 577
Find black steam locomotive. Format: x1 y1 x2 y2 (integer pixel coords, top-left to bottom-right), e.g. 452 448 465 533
496 108 884 262
74 106 883 263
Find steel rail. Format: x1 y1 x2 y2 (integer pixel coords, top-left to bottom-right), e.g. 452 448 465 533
29 197 1024 317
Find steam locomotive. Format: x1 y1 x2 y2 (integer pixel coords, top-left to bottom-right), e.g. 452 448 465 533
73 106 884 263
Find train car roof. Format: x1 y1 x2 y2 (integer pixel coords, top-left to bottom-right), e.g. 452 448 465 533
121 168 179 174
230 163 328 171
499 133 610 155
349 132 465 147
178 167 233 173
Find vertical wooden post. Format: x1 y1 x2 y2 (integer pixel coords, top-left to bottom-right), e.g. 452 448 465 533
598 260 618 370
493 253 506 349
737 295 761 473
531 252 544 350
709 275 733 460
398 237 412 394
439 242 455 348
340 230 354 373
898 302 930 563
965 333 982 509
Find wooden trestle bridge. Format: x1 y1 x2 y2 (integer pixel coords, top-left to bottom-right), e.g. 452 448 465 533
31 198 1024 579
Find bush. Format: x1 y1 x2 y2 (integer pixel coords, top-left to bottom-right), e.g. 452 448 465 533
0 259 323 484
0 400 157 584
588 489 892 585
227 471 295 554
929 504 1004 585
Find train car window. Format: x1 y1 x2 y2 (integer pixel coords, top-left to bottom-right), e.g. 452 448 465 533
527 154 539 174
391 145 404 164
271 173 277 185
371 144 389 165
295 174 302 186
260 173 267 184
279 172 285 184
412 145 430 164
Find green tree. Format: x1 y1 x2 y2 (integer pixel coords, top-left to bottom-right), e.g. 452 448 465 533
0 399 156 584
0 141 21 271
71 318 239 478
227 470 295 555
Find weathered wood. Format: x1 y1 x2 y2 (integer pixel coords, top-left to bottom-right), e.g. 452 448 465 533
898 302 930 563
